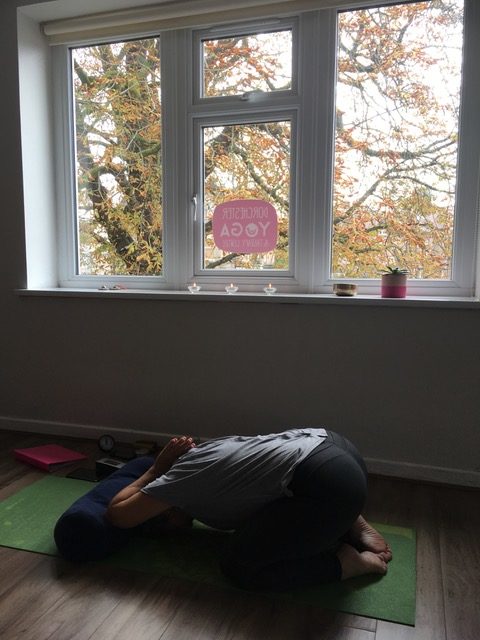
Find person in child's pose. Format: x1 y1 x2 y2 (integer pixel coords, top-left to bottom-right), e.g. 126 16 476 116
106 428 392 589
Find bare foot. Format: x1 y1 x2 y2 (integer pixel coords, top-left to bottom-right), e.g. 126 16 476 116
153 436 196 476
348 515 392 562
337 543 388 580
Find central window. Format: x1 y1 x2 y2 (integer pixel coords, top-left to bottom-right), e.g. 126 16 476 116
57 0 477 296
191 22 296 279
201 119 292 271
200 29 293 97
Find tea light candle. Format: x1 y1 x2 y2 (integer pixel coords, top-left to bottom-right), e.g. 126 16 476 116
263 283 277 295
225 283 238 294
188 282 201 293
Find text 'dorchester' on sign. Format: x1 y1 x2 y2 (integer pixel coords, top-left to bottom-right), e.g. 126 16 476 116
213 200 278 253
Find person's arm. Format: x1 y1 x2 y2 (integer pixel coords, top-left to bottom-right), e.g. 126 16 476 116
106 436 195 529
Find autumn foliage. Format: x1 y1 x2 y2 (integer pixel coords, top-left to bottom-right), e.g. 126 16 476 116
73 39 162 275
332 0 463 279
73 0 463 279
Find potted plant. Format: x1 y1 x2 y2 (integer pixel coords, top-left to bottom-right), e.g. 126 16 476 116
380 266 409 298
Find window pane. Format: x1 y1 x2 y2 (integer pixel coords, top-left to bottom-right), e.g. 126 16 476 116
202 121 291 270
72 38 162 276
202 30 292 97
332 1 464 279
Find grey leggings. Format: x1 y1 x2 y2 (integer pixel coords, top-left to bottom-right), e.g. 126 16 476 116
220 431 368 590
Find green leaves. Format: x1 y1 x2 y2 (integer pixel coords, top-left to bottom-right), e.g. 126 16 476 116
381 266 409 276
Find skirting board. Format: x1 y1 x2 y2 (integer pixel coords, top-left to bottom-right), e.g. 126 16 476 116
1 415 479 488
364 457 480 489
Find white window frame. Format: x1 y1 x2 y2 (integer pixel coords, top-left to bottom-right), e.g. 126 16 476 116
192 18 299 104
191 112 298 285
190 19 300 288
51 1 480 297
55 36 169 290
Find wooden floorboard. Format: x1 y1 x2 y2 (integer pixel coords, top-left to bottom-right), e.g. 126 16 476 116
0 554 85 638
89 576 196 640
0 430 478 640
438 487 480 640
373 481 448 640
9 567 176 640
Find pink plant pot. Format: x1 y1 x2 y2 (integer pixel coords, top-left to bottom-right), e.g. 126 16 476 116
381 274 407 298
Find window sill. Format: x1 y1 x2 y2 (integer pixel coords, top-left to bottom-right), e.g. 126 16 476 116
15 287 480 309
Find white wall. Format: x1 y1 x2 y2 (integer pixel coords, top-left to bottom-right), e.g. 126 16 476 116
17 10 57 288
1 0 479 487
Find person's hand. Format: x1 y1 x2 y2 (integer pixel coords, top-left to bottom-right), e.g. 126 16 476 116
152 436 196 477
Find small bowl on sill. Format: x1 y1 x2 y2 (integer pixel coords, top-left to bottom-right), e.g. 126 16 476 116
333 283 358 297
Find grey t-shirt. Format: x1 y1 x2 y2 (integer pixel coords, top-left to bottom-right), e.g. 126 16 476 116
142 427 327 530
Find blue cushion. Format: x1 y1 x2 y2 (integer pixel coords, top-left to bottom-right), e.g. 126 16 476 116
54 456 154 562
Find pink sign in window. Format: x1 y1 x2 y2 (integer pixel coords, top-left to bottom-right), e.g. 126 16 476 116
212 200 278 253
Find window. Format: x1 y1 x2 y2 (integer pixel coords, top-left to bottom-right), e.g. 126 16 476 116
200 119 292 271
332 2 464 281
71 38 162 277
191 21 297 279
50 0 479 296
200 29 293 97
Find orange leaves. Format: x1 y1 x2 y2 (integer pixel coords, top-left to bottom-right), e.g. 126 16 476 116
202 119 290 270
202 31 292 97
331 1 462 279
74 38 163 276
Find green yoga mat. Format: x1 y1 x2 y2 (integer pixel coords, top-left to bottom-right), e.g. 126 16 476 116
0 476 416 625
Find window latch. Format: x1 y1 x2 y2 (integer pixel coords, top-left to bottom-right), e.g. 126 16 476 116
192 194 198 221
240 90 265 102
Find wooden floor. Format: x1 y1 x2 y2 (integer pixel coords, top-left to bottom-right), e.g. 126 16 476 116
0 430 478 640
